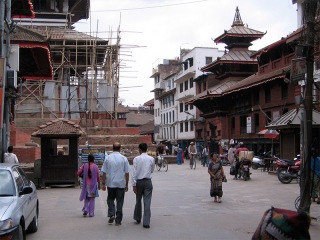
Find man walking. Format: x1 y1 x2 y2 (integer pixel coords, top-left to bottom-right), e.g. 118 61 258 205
4 146 19 164
228 144 237 167
132 143 155 229
101 142 130 226
188 142 197 169
202 145 209 167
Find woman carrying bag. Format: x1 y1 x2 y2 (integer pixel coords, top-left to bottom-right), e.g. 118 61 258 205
208 153 225 203
78 154 101 217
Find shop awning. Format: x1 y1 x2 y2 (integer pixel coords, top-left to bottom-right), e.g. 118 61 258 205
19 43 53 80
12 0 35 18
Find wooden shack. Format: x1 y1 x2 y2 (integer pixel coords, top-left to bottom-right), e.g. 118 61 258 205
32 118 85 187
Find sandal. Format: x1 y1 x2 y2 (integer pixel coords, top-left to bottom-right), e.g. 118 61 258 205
218 198 222 203
214 198 217 202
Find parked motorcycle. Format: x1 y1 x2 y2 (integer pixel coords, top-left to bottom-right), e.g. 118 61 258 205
276 156 301 184
252 156 264 169
239 159 251 181
218 153 229 166
252 152 273 170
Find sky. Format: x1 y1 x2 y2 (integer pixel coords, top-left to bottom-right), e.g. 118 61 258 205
74 0 298 107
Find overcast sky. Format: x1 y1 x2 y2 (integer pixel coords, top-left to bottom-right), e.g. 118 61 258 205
74 0 298 107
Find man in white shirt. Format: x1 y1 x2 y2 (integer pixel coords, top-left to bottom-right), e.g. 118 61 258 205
4 146 19 164
188 142 197 169
101 142 130 226
228 144 237 167
202 146 209 167
132 142 155 229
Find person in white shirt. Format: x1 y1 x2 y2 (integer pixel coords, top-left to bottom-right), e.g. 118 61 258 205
228 144 237 167
4 146 19 164
101 142 130 226
202 146 209 167
188 142 197 169
132 142 155 229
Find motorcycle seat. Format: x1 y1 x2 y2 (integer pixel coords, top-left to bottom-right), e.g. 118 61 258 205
281 159 297 166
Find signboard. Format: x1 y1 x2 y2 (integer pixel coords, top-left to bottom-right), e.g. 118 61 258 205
80 148 106 162
246 116 252 134
290 58 306 83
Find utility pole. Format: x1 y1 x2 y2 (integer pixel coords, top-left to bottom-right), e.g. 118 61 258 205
298 0 317 214
0 0 4 162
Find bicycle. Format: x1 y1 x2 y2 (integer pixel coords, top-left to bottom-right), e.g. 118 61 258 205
156 154 168 172
190 153 197 170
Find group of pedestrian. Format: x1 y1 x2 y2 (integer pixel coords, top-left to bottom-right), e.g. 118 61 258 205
77 142 155 229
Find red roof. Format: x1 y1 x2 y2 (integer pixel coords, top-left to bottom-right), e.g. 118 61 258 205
32 119 85 137
139 120 154 134
144 99 154 107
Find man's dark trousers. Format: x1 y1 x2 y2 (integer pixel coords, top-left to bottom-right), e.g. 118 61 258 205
107 187 125 224
134 179 153 226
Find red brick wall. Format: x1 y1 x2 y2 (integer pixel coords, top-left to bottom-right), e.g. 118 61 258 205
14 147 41 164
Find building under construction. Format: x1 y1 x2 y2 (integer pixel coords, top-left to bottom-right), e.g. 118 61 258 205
10 0 120 128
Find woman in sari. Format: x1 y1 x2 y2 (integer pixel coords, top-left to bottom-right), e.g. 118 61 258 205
78 154 101 217
208 153 225 203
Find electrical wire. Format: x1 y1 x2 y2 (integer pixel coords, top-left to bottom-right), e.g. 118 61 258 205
91 0 209 12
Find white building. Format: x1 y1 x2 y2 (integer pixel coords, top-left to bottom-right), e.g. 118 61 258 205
151 47 224 151
150 59 180 146
174 47 224 150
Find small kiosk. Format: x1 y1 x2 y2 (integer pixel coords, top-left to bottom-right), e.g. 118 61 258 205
32 119 85 187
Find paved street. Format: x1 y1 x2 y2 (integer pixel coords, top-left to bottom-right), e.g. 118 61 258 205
28 161 320 240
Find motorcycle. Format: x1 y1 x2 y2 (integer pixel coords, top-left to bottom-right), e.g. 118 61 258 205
276 156 301 184
218 153 229 166
252 156 263 169
239 159 251 181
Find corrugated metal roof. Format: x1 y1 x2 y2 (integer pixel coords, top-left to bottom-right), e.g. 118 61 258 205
202 50 257 72
209 80 238 94
219 50 256 62
222 66 290 95
267 108 320 129
188 66 290 104
214 25 265 43
187 80 238 103
226 26 265 36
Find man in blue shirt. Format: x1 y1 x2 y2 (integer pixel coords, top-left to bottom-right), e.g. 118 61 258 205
101 142 130 225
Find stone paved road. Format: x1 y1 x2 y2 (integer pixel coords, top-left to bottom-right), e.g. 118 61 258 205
28 161 320 240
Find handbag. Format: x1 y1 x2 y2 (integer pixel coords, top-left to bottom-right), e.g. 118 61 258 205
87 185 99 198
